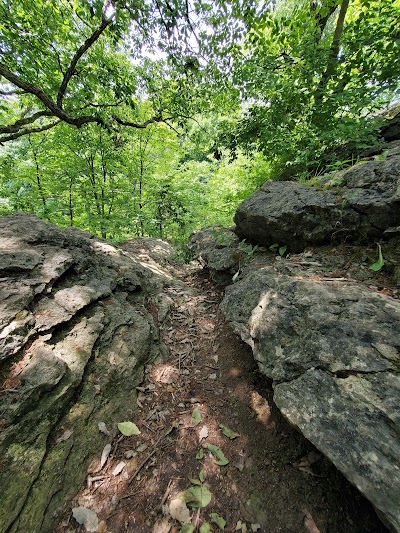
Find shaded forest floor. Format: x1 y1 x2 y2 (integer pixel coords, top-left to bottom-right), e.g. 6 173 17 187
57 263 388 533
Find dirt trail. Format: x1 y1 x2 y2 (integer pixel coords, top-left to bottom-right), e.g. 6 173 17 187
58 265 388 533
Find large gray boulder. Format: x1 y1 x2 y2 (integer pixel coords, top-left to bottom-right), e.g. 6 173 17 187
0 214 170 532
220 268 400 531
234 147 400 252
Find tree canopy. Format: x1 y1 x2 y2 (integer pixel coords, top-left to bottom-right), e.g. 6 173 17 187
1 0 399 249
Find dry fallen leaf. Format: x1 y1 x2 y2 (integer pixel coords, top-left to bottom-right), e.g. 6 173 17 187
303 510 321 533
100 444 112 470
169 497 191 524
72 507 99 532
152 517 172 533
112 461 126 476
199 425 209 442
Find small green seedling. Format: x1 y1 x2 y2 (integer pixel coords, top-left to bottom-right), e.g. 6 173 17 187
269 243 287 256
238 239 258 257
369 243 385 272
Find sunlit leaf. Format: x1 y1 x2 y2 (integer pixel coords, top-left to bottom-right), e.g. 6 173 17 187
210 512 226 530
219 424 240 439
200 523 212 533
117 421 141 436
192 408 202 425
369 243 385 271
182 484 212 508
207 443 229 466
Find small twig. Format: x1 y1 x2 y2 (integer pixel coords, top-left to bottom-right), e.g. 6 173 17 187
128 425 176 485
119 489 142 501
160 479 173 507
127 449 156 485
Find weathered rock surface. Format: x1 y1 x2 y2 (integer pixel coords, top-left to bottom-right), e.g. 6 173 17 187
191 218 400 531
234 146 400 252
0 214 171 532
219 266 400 531
189 226 241 284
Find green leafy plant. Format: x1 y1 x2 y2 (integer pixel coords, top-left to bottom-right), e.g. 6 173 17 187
207 443 229 466
219 424 240 439
210 512 226 530
180 470 212 509
213 228 237 248
269 243 287 256
369 243 385 271
238 239 258 257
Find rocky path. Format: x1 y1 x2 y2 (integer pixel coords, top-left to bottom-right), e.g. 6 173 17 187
57 264 387 533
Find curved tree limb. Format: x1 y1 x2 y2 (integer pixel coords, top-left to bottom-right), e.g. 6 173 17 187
0 110 53 134
0 120 61 144
112 114 170 128
57 15 112 108
0 62 104 128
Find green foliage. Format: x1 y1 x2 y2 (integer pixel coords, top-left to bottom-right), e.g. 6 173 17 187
223 0 400 179
206 443 229 466
238 240 258 257
269 244 287 256
1 0 399 255
369 243 385 271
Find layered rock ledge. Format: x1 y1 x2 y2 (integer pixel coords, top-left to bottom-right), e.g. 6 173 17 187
191 218 400 531
234 143 400 252
0 214 171 532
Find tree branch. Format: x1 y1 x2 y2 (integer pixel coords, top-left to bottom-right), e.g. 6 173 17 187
0 120 61 143
57 15 112 107
0 110 53 134
113 114 169 128
310 0 339 45
0 62 104 127
314 0 350 106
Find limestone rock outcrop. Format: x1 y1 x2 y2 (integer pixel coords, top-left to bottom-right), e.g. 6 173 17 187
0 213 171 532
191 151 400 531
220 268 400 531
234 144 400 252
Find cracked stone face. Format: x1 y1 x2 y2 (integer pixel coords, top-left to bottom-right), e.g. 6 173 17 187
0 213 168 532
220 268 400 532
234 149 400 252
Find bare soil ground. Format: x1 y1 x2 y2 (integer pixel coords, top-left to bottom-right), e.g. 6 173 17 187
57 264 389 533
